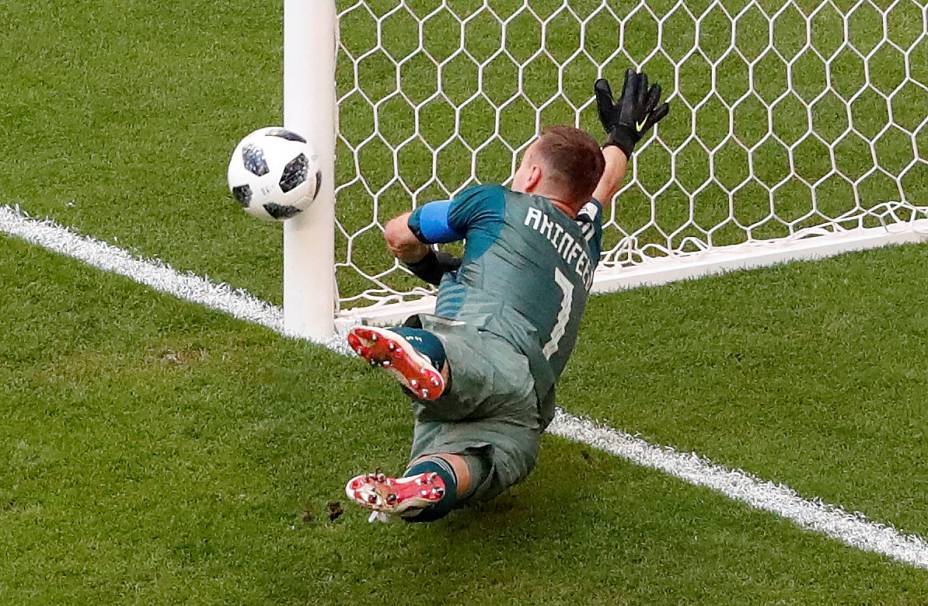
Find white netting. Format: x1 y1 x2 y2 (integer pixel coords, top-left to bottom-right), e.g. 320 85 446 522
334 0 928 310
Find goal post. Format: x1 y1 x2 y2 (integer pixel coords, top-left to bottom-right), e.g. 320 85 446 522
282 0 338 339
287 0 928 334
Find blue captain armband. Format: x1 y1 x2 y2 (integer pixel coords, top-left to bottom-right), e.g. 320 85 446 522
408 200 465 244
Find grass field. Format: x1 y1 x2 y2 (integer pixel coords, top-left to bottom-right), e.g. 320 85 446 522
5 235 928 605
334 0 928 299
4 0 926 304
2 0 928 603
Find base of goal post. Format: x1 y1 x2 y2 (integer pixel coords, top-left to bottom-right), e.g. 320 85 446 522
334 219 928 330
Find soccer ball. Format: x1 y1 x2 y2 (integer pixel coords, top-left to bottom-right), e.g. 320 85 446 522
227 127 321 221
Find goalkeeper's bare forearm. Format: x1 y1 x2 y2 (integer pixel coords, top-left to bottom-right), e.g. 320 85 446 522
592 145 628 204
384 212 428 263
384 211 462 286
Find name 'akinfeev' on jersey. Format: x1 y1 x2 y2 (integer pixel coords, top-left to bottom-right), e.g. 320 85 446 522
522 206 596 290
407 184 604 408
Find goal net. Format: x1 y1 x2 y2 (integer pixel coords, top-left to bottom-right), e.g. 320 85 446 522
331 0 928 324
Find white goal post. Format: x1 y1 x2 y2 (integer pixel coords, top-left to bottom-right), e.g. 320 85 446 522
283 0 338 338
284 0 928 339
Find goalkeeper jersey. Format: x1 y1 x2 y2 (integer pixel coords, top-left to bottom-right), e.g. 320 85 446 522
409 184 603 401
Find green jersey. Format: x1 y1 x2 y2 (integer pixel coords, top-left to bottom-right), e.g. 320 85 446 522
415 184 603 400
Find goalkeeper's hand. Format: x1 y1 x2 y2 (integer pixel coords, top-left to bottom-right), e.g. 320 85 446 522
595 68 670 159
404 248 462 286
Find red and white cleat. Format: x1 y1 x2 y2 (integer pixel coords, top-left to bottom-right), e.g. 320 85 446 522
346 326 445 400
345 471 446 521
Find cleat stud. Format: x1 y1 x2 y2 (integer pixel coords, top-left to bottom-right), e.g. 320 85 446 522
369 359 378 367
386 494 397 504
431 378 440 387
367 495 378 504
410 379 418 388
370 334 378 342
420 388 429 398
382 360 391 367
388 342 396 351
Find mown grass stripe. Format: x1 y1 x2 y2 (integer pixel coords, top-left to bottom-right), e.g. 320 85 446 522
3 202 927 570
548 412 928 570
0 205 340 350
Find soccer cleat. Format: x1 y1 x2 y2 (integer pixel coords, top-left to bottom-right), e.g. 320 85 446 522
345 471 446 520
367 511 395 524
346 326 445 400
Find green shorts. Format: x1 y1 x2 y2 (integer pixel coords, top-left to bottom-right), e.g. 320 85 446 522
407 316 544 502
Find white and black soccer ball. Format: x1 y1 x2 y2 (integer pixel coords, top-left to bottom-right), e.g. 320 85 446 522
227 127 321 221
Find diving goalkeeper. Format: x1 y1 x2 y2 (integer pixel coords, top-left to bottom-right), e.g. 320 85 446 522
345 70 669 522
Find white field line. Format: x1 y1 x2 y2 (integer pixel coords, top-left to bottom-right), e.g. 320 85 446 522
2 203 927 570
0 205 347 354
548 412 928 569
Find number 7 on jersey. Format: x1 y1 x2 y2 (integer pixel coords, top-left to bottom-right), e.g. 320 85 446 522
543 267 574 359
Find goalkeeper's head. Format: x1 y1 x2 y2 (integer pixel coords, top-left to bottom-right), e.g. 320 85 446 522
512 125 605 214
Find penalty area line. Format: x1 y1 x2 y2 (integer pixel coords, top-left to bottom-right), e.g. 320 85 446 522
0 205 343 353
548 412 928 570
2 203 927 571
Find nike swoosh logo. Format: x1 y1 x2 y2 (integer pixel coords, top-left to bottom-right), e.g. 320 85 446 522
636 119 648 131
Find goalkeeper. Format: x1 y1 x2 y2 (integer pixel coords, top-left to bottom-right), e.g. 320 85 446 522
345 70 669 522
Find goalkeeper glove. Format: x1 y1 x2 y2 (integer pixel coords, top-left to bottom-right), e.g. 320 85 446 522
595 68 670 159
404 248 462 286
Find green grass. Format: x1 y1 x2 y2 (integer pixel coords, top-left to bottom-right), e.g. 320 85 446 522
3 0 928 602
3 235 928 605
0 0 285 302
2 0 925 304
334 0 928 297
563 243 928 539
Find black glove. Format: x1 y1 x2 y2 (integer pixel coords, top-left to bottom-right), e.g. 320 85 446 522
404 248 462 286
595 68 670 159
